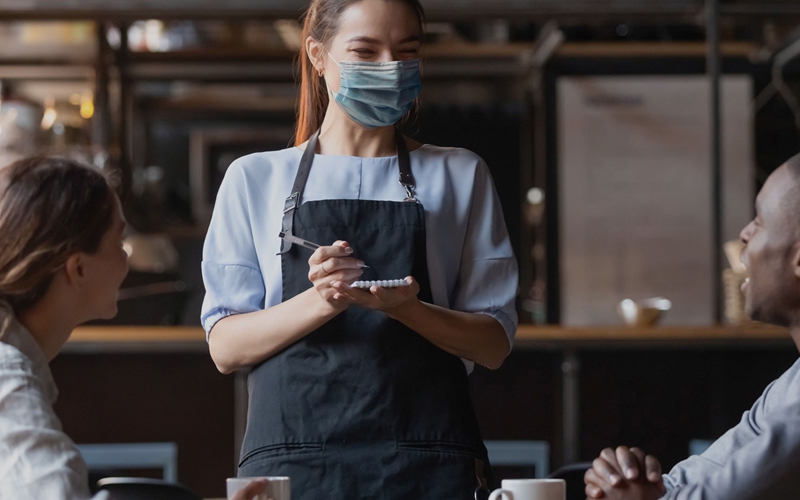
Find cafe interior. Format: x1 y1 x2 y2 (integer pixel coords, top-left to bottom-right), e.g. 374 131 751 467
2 0 800 498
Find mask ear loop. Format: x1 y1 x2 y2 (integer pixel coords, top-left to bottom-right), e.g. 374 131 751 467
327 52 340 67
324 52 341 99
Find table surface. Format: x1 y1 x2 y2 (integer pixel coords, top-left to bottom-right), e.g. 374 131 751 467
63 323 794 353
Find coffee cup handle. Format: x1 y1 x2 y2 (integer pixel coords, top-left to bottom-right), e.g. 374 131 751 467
488 488 512 500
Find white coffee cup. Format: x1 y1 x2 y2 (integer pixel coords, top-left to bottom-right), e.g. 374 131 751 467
488 479 566 500
226 476 290 500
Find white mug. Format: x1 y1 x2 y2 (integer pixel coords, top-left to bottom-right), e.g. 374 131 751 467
488 479 566 500
226 476 290 500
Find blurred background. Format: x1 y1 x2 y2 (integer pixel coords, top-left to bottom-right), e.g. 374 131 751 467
3 0 800 497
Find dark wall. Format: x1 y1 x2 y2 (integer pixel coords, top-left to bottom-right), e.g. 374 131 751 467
409 103 524 261
51 353 236 498
470 344 798 476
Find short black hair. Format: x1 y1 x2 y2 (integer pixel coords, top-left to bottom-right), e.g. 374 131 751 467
782 153 800 237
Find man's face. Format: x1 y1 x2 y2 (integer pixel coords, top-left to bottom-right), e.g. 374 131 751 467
740 165 800 326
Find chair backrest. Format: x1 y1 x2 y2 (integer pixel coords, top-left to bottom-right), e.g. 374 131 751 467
484 440 550 478
97 477 201 500
548 462 592 500
78 442 178 483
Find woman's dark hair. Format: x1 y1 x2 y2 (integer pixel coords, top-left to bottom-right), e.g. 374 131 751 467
295 0 425 145
0 156 115 316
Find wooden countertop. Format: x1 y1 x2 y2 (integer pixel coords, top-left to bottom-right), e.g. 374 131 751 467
65 326 208 353
62 323 794 354
514 323 793 349
515 323 789 341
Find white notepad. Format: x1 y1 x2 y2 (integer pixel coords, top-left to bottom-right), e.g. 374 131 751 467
351 278 411 289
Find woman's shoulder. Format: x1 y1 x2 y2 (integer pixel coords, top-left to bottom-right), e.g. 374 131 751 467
414 143 484 162
413 144 488 173
0 315 36 372
411 144 483 162
0 339 30 371
225 147 303 182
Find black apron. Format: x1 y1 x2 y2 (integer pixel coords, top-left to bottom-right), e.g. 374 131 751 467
239 130 491 500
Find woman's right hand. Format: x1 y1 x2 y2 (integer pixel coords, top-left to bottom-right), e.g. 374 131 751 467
307 240 364 309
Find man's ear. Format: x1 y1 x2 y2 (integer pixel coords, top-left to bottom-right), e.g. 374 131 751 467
306 36 325 74
64 253 86 287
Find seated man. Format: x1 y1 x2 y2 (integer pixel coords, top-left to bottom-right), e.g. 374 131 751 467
584 154 800 500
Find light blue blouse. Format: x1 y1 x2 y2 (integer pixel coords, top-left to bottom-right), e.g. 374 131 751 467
201 144 519 372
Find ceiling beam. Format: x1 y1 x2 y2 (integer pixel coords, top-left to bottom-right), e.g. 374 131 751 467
0 0 798 21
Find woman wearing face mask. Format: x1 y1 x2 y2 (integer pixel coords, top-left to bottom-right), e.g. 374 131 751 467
201 0 518 498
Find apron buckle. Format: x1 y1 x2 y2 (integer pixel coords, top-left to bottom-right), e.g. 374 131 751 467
400 182 418 203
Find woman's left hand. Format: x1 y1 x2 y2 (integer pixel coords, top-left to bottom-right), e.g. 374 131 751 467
330 276 420 316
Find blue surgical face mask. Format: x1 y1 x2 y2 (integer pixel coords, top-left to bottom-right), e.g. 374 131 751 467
327 54 421 128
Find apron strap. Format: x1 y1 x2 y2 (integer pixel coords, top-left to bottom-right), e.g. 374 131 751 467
474 458 492 500
278 129 320 254
278 128 415 254
395 128 417 202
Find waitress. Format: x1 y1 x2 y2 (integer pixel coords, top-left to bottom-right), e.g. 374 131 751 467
201 0 518 498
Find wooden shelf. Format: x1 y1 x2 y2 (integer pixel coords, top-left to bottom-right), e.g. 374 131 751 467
64 325 207 353
70 325 206 343
556 41 756 58
62 323 794 354
124 41 757 62
514 323 793 348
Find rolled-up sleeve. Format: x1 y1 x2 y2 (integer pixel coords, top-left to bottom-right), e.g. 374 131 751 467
451 159 519 350
201 161 266 337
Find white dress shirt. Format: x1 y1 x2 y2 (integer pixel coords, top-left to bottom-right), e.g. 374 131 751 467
201 144 519 372
0 301 108 500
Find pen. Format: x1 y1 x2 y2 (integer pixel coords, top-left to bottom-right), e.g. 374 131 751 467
278 232 370 268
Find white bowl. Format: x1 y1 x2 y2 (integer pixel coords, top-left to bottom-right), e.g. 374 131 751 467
617 297 672 326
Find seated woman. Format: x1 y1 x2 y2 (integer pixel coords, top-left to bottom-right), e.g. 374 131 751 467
0 157 265 499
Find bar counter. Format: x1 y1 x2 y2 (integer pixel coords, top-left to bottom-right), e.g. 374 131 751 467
59 322 797 484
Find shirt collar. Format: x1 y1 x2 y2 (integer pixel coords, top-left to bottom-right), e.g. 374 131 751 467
0 300 59 404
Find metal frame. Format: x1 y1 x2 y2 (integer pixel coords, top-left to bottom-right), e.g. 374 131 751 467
188 126 295 226
708 0 723 324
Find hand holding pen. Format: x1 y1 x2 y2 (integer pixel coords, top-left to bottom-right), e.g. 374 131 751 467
279 232 369 268
280 232 368 309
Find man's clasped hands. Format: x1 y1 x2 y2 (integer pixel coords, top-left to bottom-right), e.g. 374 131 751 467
584 446 668 500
